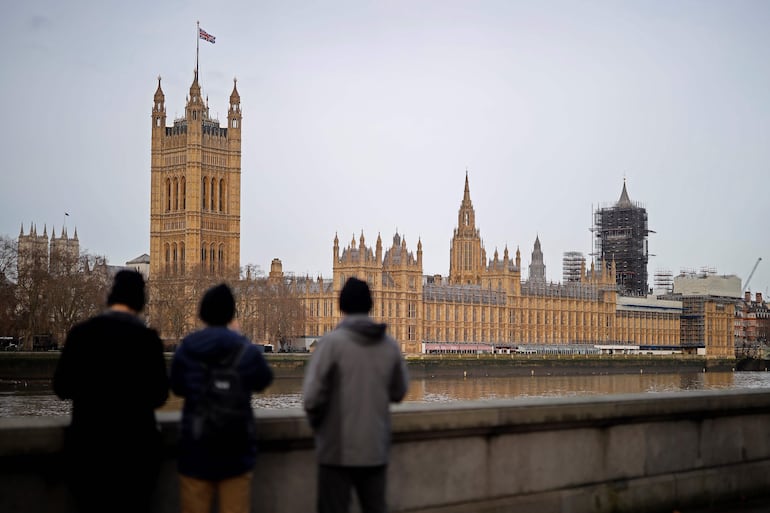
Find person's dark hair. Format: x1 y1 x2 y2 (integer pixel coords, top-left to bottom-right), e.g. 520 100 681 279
107 270 147 312
199 283 236 326
339 277 373 314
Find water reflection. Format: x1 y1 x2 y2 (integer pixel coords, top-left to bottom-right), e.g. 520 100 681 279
3 372 770 417
404 372 745 403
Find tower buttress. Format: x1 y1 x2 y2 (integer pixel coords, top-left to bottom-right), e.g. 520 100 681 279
417 238 423 267
152 76 166 135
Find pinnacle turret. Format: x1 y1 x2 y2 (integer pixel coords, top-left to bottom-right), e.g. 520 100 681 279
617 178 632 207
154 76 164 104
230 77 240 103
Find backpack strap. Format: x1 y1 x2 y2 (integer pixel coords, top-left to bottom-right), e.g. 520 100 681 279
200 343 249 370
228 343 249 369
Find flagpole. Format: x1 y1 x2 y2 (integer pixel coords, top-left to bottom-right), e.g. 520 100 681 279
196 20 200 77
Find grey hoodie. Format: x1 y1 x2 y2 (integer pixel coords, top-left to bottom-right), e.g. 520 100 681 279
303 313 409 466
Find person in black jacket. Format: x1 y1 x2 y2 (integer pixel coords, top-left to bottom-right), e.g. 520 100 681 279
54 269 169 513
171 283 273 513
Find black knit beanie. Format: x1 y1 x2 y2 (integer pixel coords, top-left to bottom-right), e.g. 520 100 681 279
199 283 236 326
107 270 146 312
339 277 373 314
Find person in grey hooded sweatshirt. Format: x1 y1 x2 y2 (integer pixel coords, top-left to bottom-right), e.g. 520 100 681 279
303 277 409 513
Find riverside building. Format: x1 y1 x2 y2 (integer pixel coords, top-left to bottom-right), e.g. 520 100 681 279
593 180 650 296
147 70 243 340
18 224 79 277
283 175 699 357
149 72 242 282
140 65 730 358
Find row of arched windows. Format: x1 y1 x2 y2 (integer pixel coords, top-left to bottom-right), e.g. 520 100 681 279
164 242 186 275
200 242 226 272
202 177 227 212
164 175 227 213
165 177 187 212
164 241 227 274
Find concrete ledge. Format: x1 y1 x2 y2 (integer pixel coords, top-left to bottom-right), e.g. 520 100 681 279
3 390 770 512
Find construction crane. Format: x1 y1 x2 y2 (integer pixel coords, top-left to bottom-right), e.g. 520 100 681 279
742 257 762 293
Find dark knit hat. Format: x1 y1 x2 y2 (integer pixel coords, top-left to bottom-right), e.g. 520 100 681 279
199 283 236 326
107 270 146 312
339 277 373 314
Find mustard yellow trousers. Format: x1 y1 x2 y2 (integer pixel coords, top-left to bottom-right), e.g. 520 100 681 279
179 472 253 513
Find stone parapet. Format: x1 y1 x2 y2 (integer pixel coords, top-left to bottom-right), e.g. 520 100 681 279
3 390 770 512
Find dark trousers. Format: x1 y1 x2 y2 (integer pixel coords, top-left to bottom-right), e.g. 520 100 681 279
63 427 161 513
317 464 387 513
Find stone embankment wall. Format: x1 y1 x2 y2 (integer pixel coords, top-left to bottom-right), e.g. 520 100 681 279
3 390 770 513
0 352 743 382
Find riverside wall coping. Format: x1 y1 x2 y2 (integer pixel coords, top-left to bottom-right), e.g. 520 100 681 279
4 389 770 454
4 390 770 512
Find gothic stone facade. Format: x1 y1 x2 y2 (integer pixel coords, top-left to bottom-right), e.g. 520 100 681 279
149 72 242 281
294 175 686 355
18 223 80 277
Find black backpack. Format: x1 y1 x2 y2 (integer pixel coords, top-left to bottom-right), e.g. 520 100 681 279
191 344 253 451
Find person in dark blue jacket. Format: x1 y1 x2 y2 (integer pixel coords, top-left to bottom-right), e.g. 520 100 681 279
171 283 273 513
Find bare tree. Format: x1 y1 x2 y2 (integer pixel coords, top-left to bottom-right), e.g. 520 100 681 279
234 267 264 344
148 277 192 347
15 238 51 349
47 252 111 344
11 238 111 349
147 264 219 347
233 268 305 350
0 236 18 337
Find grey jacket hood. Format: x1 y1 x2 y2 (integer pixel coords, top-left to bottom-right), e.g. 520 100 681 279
338 313 387 343
302 314 409 466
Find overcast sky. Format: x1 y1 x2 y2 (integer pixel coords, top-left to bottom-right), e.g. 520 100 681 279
1 0 768 295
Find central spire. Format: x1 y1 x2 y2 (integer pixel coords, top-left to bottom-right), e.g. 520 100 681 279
463 169 471 204
449 171 483 285
457 170 476 232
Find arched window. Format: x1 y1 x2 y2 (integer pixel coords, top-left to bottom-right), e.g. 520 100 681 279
210 178 216 211
172 243 178 274
202 177 207 210
180 242 185 275
201 243 206 264
181 177 186 210
173 178 179 211
166 179 171 212
164 243 170 273
219 179 225 212
218 244 225 272
210 245 216 272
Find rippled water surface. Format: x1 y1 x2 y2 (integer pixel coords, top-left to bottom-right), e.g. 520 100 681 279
3 371 770 417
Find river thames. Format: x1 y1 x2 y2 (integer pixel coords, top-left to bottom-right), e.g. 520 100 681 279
3 370 770 417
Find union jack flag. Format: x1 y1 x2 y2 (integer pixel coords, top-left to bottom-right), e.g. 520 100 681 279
199 28 216 44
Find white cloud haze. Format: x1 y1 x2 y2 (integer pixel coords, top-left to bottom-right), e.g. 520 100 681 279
1 0 768 294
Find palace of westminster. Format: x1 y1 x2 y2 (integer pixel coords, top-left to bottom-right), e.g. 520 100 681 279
21 66 751 358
